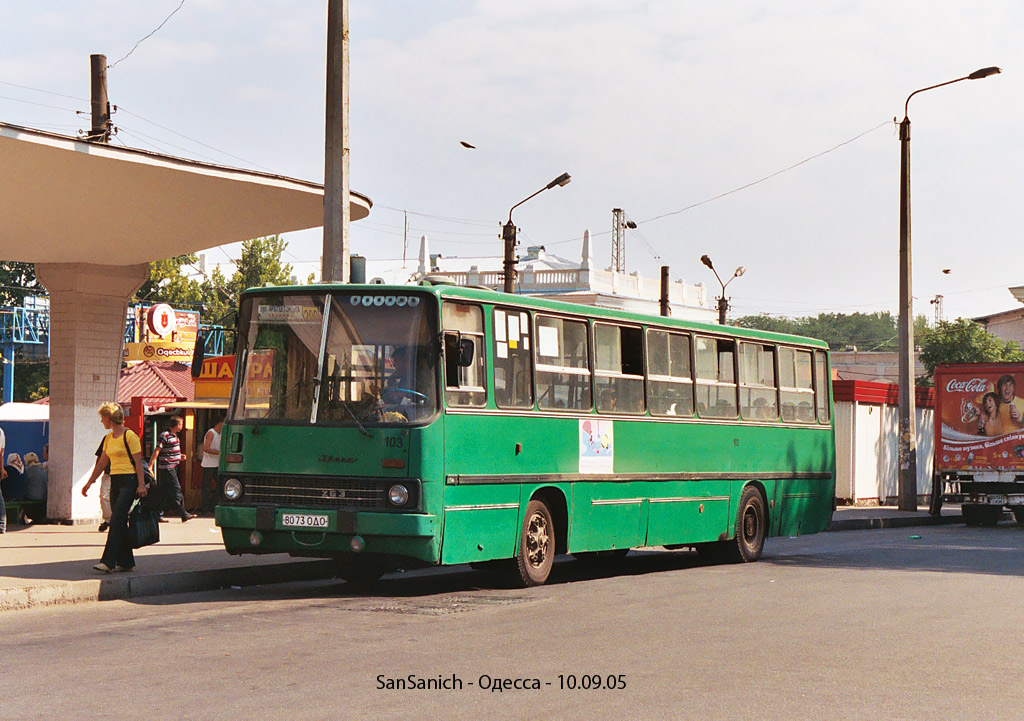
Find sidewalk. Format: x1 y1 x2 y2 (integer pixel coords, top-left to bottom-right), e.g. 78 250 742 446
0 518 334 613
0 505 968 613
828 503 965 531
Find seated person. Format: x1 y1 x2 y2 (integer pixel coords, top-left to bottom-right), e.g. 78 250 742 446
2 453 27 501
382 347 427 420
21 452 47 523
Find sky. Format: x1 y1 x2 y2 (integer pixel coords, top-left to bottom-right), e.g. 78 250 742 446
2 1 1022 322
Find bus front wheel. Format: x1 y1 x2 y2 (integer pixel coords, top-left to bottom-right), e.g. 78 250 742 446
513 499 555 587
722 486 766 563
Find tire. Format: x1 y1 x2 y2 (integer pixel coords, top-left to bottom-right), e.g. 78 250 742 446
1013 507 1024 526
721 486 767 563
512 499 555 587
963 504 1002 527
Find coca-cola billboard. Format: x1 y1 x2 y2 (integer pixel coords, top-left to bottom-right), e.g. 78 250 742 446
934 364 1024 472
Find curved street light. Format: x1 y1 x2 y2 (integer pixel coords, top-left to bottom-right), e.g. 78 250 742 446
898 66 1001 513
700 254 745 325
502 173 571 293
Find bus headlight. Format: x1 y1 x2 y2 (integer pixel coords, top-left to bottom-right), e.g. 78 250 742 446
388 484 409 507
223 478 243 501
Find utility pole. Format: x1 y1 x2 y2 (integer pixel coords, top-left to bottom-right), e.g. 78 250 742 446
930 294 944 325
322 0 350 284
610 209 637 274
660 266 670 317
88 54 111 143
612 208 625 273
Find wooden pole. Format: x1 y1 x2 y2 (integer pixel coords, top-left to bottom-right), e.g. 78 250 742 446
89 54 110 143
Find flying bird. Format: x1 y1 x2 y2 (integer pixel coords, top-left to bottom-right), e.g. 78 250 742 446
942 268 951 274
459 141 476 149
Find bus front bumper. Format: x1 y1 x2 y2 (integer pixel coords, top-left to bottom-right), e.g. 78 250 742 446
215 505 438 562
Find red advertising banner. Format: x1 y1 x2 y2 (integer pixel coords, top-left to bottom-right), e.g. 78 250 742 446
934 364 1024 472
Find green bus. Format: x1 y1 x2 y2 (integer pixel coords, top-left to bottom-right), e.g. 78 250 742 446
215 282 835 586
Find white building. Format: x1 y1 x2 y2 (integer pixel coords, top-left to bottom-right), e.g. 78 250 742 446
362 232 716 322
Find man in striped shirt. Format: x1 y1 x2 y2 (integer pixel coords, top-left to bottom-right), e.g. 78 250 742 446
148 416 192 522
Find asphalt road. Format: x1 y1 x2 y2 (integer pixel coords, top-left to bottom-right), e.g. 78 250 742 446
4 525 1024 720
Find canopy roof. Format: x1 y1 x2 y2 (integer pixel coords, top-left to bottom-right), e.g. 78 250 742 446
0 122 370 265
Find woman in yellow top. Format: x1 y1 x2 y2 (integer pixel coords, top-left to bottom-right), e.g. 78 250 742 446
81 402 148 573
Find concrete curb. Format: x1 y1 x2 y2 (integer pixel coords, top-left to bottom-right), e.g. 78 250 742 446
827 514 964 532
0 559 337 614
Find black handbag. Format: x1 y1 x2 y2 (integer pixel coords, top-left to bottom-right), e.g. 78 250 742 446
128 502 161 548
122 431 157 488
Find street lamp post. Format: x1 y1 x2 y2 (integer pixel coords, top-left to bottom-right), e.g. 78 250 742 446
700 254 745 324
897 66 1001 513
502 173 571 293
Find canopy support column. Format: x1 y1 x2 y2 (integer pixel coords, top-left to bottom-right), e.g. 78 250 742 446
36 262 149 521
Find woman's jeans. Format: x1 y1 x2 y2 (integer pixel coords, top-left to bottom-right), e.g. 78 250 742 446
100 474 138 569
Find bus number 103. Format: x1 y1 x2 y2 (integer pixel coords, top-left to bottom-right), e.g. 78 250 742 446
558 674 627 690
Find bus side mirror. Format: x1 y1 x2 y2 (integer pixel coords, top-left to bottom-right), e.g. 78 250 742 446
191 331 206 378
458 338 475 367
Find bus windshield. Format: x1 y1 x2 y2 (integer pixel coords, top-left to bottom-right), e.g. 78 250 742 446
231 291 439 425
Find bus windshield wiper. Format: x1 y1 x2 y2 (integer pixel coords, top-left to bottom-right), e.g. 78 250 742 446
338 399 373 438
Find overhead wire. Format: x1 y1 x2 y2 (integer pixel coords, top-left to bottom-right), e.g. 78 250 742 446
0 79 87 102
0 94 84 114
115 105 273 170
108 0 187 70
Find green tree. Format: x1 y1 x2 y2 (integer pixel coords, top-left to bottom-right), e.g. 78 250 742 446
229 235 293 296
918 318 1024 384
0 262 44 306
13 354 48 402
736 311 930 352
134 254 204 307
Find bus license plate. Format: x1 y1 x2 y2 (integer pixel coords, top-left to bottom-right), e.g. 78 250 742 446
282 513 329 529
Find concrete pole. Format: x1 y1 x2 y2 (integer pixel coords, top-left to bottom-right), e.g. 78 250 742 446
897 115 917 512
322 0 350 284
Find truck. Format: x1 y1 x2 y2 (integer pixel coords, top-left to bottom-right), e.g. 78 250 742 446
933 362 1024 526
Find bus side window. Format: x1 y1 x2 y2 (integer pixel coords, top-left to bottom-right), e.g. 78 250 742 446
595 323 644 414
739 342 778 421
535 315 591 411
779 347 815 423
494 308 533 409
441 303 486 408
695 336 737 418
647 329 693 417
814 350 830 424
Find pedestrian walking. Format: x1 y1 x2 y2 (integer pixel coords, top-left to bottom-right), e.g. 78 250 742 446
81 402 148 573
148 416 192 522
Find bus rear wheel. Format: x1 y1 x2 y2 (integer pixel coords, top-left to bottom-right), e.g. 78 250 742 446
512 499 555 587
1013 507 1024 526
722 486 766 563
